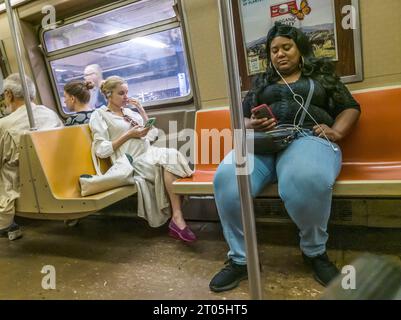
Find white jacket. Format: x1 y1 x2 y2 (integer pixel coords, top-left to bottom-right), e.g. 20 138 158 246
89 106 193 227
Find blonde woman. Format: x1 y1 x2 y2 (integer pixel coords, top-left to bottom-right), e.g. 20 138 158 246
89 76 196 242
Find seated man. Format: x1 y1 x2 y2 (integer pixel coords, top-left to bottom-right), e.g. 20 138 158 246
0 73 63 240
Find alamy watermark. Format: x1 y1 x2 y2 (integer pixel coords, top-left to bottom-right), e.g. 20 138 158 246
341 5 357 30
39 3 358 35
41 5 56 30
153 123 255 176
341 265 356 290
41 265 56 290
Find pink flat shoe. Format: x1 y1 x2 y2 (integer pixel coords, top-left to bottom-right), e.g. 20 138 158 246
168 220 197 243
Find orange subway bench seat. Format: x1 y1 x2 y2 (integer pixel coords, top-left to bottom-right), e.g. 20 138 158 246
173 86 401 198
16 125 137 220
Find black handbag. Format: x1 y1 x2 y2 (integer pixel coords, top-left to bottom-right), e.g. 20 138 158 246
247 78 315 155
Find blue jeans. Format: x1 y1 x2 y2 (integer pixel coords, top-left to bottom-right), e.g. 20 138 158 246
213 134 342 265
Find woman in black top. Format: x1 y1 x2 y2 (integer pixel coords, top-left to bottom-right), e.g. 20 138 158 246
64 80 94 126
242 25 360 134
210 23 361 292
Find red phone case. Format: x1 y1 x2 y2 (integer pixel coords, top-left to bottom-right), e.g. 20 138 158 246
251 104 276 120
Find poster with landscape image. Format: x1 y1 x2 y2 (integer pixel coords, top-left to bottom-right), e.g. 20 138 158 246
240 0 338 76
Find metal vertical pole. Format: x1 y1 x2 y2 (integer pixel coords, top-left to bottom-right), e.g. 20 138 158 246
217 0 263 299
4 0 36 130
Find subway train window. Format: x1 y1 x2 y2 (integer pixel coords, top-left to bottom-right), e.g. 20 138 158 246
41 0 191 114
43 0 176 53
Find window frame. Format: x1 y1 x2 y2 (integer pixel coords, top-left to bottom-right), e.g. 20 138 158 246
0 0 33 13
39 0 194 116
0 40 11 79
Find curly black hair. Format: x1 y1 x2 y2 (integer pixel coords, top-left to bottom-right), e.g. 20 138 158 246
252 22 345 105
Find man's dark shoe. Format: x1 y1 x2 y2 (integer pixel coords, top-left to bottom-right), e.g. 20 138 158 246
0 222 22 241
209 260 248 293
302 252 339 287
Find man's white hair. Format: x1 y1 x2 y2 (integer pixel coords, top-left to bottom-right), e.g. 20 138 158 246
84 64 103 78
3 73 36 101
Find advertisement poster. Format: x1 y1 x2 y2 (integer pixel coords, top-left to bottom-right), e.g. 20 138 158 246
240 0 338 75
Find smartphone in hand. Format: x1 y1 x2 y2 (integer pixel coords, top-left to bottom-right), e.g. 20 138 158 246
251 104 276 121
144 117 156 128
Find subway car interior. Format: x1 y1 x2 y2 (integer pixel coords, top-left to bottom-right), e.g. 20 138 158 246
0 0 400 300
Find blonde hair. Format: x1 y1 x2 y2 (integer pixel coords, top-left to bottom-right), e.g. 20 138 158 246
100 76 127 99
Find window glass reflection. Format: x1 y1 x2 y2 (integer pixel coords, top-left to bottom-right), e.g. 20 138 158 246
44 0 175 52
51 28 191 112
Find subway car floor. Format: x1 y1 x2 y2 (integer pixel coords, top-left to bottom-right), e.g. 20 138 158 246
1 216 400 300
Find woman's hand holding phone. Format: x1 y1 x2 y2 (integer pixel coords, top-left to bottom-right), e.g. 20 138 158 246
250 104 277 131
127 125 150 139
250 114 277 132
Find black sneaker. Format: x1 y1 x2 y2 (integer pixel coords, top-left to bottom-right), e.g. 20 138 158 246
0 222 22 241
209 260 248 293
302 252 339 287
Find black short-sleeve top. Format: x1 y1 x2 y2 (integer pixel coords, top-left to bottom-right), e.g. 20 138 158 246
242 76 360 129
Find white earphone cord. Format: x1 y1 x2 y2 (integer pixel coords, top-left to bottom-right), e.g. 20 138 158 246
274 67 338 152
